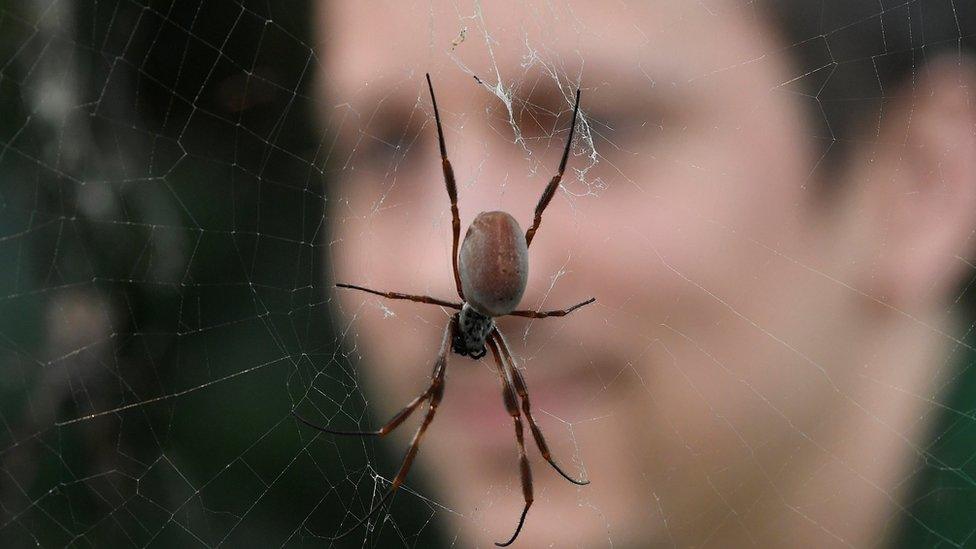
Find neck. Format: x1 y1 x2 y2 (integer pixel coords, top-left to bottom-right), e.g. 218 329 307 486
749 307 956 547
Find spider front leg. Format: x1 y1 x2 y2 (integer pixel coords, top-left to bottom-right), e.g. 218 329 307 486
426 73 465 300
335 282 462 310
494 330 589 486
507 297 596 319
524 87 582 248
293 318 455 540
488 336 533 547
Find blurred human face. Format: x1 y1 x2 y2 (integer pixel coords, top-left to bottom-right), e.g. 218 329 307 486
318 1 879 546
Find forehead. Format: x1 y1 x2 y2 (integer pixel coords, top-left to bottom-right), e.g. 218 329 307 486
318 1 781 99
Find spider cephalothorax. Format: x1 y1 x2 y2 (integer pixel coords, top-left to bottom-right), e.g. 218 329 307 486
293 74 595 547
452 304 494 358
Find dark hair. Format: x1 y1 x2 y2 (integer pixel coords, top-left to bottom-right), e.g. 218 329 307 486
765 0 976 176
767 2 976 546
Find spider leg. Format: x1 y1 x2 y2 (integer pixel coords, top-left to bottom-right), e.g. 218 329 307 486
292 329 449 436
524 87 582 248
292 384 434 437
425 74 465 300
507 297 596 319
488 337 533 547
322 318 454 541
493 330 590 486
336 283 462 309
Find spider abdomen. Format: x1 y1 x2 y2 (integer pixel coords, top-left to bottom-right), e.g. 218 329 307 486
458 211 529 316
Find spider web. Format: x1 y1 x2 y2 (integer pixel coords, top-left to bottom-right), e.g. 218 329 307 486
0 0 975 547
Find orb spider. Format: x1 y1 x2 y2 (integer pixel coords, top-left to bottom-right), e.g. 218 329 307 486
294 74 594 546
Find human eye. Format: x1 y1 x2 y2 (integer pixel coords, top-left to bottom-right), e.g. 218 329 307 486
352 101 426 173
583 94 680 165
514 87 573 144
593 99 667 141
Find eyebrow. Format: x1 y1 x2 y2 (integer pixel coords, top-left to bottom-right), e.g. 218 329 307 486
331 58 697 144
327 83 426 138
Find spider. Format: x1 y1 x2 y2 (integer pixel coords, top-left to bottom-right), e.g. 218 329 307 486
293 74 594 547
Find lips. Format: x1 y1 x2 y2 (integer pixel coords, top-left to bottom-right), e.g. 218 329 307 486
438 344 613 450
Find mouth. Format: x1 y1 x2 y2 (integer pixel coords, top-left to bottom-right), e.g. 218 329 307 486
440 345 614 449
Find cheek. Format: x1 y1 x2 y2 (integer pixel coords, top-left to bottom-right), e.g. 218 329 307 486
573 120 807 327
331 171 456 292
328 174 459 411
568 165 730 321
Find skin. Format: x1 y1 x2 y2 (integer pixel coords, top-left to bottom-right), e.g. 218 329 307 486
315 1 976 546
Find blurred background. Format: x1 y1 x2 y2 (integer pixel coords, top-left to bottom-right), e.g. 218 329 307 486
0 0 975 547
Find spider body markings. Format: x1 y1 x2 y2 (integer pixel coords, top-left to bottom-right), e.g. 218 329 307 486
460 211 529 317
454 210 528 358
294 74 594 547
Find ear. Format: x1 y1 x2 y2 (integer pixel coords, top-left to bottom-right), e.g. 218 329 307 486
869 54 976 309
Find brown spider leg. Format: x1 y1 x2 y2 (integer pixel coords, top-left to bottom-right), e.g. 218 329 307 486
487 336 533 547
425 73 465 300
524 87 582 248
323 319 454 541
507 297 596 319
493 330 590 486
336 283 462 310
291 372 438 437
